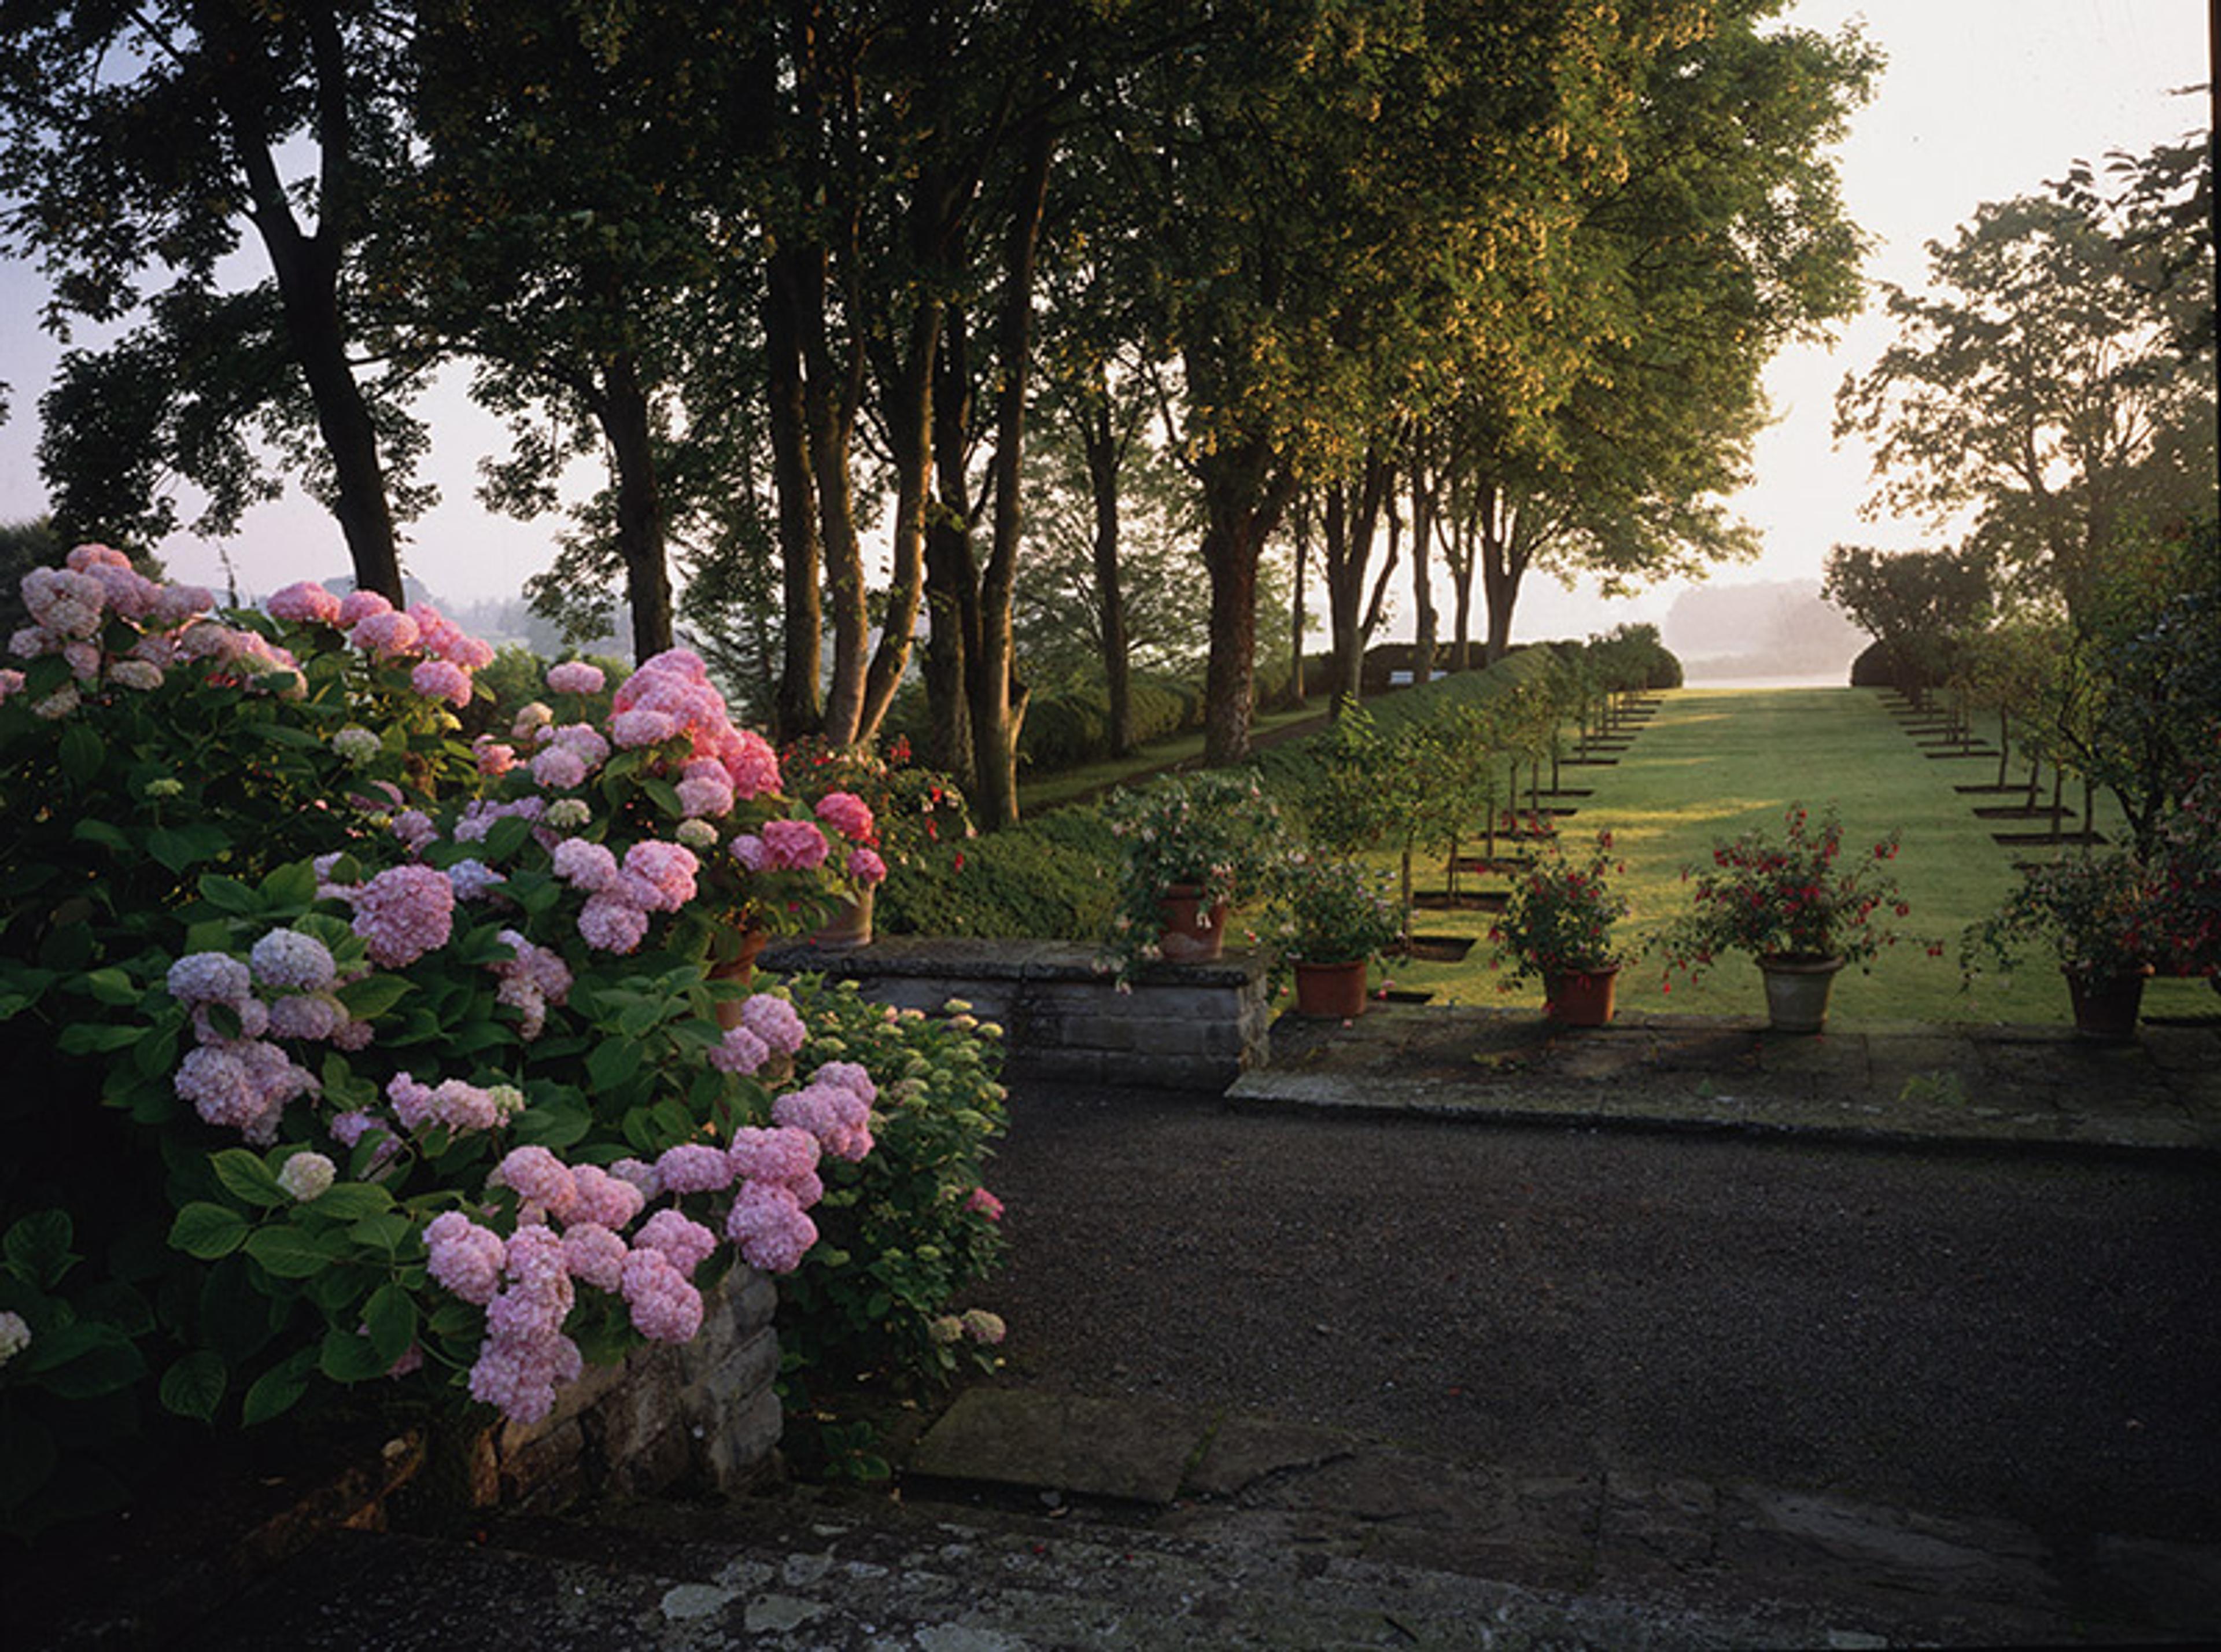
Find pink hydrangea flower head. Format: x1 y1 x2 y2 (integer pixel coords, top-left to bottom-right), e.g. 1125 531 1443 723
266 581 343 625
530 745 588 791
249 928 337 993
724 1181 818 1274
560 1223 630 1292
350 864 455 967
610 1157 662 1201
550 837 621 893
847 846 888 887
761 818 829 871
633 1208 719 1276
709 1025 770 1076
727 1124 821 1192
493 1145 580 1220
410 657 473 709
0 669 24 701
568 1164 646 1231
22 566 105 637
547 660 605 696
267 992 346 1042
724 729 782 799
610 707 681 748
815 791 875 842
168 951 253 1007
390 809 439 853
729 834 766 873
473 737 517 778
654 1142 733 1197
676 759 735 820
577 893 650 954
811 1060 877 1107
622 840 699 912
149 582 216 629
618 1247 704 1342
336 589 393 626
349 609 420 659
66 543 130 571
738 994 807 1055
966 1187 1005 1222
424 1211 508 1306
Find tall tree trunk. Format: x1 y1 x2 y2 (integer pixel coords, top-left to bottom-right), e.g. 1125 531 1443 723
922 309 979 781
1285 493 1308 709
969 110 1053 831
220 12 403 602
1410 434 1438 684
599 349 673 661
1477 481 1528 665
858 283 943 743
1078 367 1134 754
1194 440 1294 765
762 244 822 738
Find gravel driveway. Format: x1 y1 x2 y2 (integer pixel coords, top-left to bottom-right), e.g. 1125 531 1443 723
972 1083 2221 1544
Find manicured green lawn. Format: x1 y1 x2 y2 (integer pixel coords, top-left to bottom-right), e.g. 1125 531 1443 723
1361 686 2218 1029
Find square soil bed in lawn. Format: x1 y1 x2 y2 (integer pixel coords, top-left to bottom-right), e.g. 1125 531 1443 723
1925 748 2001 759
1536 788 1595 799
1449 854 1533 875
1956 783 2032 794
1995 830 2107 847
1974 805 2071 820
1393 935 1477 963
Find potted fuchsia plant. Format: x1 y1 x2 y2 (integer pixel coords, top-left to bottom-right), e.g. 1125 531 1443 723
1960 849 2163 1039
1490 831 1630 1026
1267 853 1402 1019
1101 770 1287 975
1657 803 1912 1033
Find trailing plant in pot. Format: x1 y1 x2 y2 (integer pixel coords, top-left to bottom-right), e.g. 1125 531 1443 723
1101 770 1287 975
1656 803 1913 1032
1960 849 2162 1038
1490 831 1630 1026
1267 853 1401 1018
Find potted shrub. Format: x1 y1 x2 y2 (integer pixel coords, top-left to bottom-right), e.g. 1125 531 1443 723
1268 853 1402 1018
778 736 973 949
1961 849 2161 1039
1102 770 1287 973
1490 831 1630 1026
1657 803 1912 1033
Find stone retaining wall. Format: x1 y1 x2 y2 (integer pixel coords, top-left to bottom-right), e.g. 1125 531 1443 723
763 936 1273 1091
473 1264 783 1513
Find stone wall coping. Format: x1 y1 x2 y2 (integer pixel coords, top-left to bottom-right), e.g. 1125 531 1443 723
763 934 1267 990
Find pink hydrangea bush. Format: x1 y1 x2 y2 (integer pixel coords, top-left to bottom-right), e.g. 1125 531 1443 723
6 556 1003 1496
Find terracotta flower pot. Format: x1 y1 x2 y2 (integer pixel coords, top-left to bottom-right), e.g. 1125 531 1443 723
2064 967 2148 1042
1543 964 1619 1027
1157 883 1228 963
1292 957 1370 1019
709 924 772 1030
807 887 875 950
1756 953 1845 1034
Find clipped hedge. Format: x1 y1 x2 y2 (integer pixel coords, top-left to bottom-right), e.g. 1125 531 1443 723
878 807 1121 941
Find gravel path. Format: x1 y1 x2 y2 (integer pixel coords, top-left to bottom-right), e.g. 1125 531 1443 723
973 1083 2221 1544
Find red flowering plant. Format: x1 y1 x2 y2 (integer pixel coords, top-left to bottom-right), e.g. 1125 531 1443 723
1489 831 1630 989
777 735 974 875
1656 803 1911 978
2150 764 2221 978
1960 849 2163 983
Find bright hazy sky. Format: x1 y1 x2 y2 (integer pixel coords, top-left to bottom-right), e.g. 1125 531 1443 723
0 1 2209 635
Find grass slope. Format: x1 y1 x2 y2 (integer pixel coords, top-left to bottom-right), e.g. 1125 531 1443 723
1371 685 2216 1028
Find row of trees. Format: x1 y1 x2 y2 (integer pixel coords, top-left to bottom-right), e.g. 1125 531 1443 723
1 1 1878 825
1821 125 2216 856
